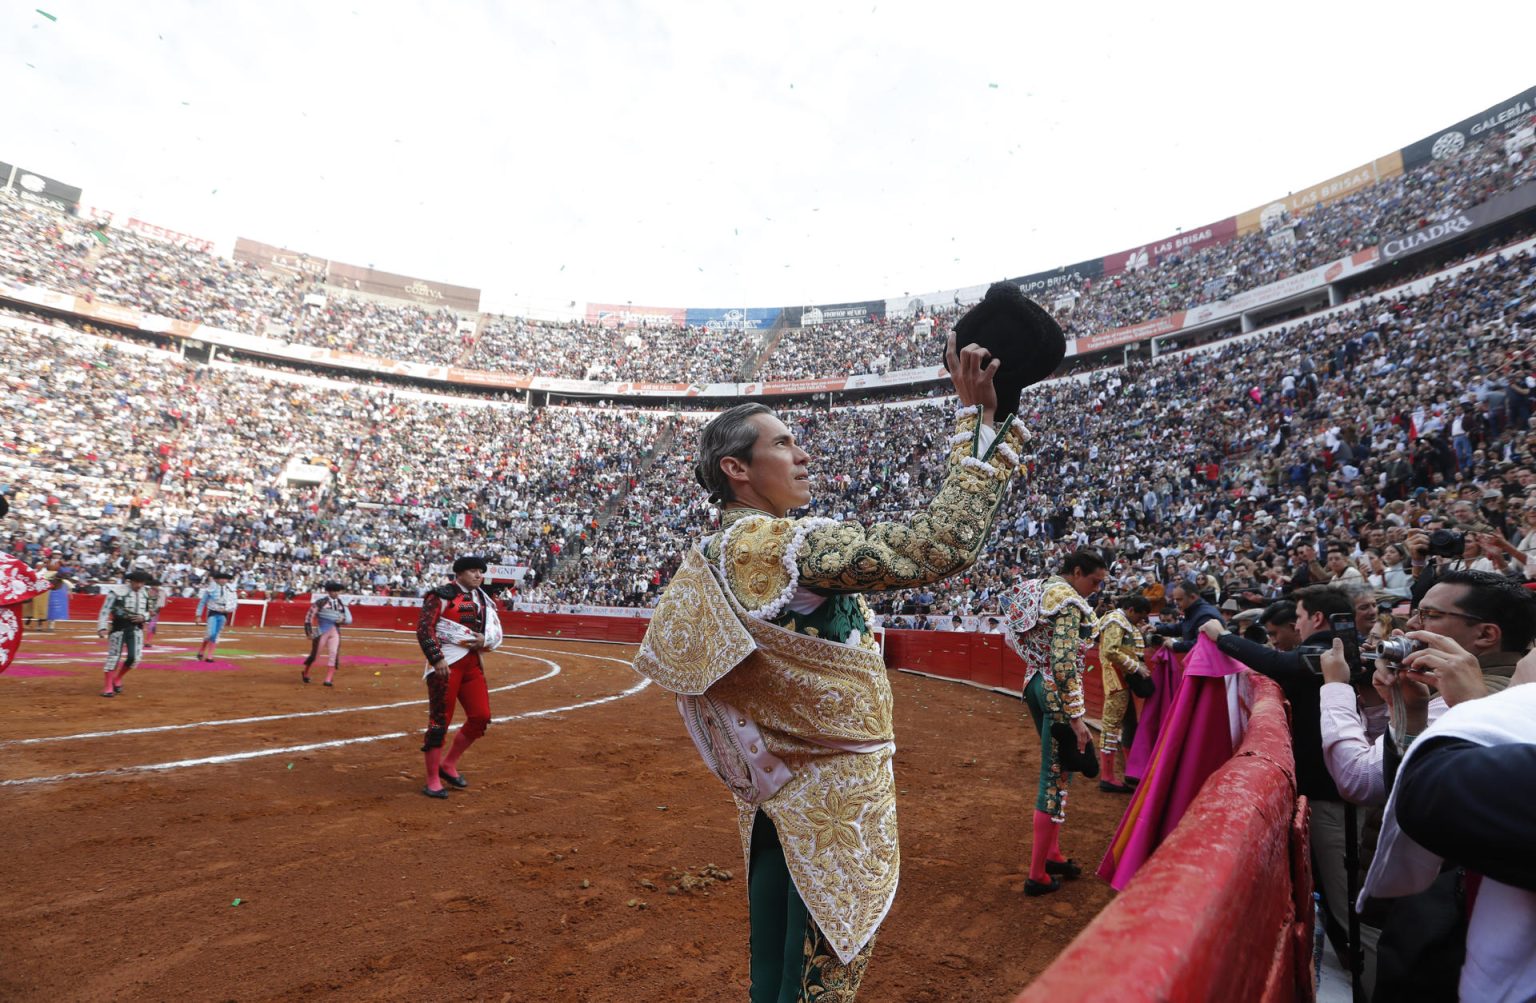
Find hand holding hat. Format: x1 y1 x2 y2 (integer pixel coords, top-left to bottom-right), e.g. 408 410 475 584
946 282 1067 420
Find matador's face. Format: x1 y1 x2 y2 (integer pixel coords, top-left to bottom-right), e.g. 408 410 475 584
738 413 812 517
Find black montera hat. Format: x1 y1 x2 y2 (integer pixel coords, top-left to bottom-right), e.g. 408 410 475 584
125 569 154 583
212 570 234 580
452 555 489 574
323 581 345 591
947 282 1066 420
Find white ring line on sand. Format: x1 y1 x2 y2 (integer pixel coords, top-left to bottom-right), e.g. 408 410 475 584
0 676 652 788
0 652 563 747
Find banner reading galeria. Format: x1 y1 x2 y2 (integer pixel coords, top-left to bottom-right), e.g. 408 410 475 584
1400 86 1536 171
1102 218 1237 275
1380 181 1536 263
684 307 782 330
585 303 686 327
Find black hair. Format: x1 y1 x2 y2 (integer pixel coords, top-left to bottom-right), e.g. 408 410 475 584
1060 549 1107 575
1258 600 1297 628
1120 595 1151 614
1292 584 1353 624
1434 569 1536 652
694 404 775 505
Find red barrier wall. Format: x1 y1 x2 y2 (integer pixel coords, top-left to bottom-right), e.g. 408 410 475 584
883 629 1106 720
1013 674 1311 1003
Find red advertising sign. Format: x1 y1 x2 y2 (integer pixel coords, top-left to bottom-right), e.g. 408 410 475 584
1074 312 1187 354
1102 217 1238 275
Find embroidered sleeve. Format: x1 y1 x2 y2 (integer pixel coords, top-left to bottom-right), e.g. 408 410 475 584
1098 620 1129 670
195 589 209 619
740 413 1030 597
417 593 445 664
1047 607 1086 719
304 602 320 630
97 595 117 631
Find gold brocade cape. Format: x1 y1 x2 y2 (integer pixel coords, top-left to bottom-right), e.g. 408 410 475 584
634 546 896 965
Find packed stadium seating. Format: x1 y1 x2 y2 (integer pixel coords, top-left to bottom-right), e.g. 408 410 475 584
3 115 1533 386
8 234 1532 613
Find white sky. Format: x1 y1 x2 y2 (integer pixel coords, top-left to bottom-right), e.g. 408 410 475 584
4 1 1531 315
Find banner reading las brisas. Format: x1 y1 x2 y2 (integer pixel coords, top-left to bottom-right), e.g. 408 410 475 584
1236 153 1404 236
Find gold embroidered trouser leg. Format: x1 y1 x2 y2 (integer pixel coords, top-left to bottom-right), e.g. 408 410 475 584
1101 689 1129 753
748 810 874 1003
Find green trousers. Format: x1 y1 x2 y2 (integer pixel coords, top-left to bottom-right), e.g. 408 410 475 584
748 810 874 1002
1024 674 1070 821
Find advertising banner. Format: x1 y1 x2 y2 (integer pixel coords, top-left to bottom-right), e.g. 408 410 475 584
684 307 782 330
1182 247 1379 327
885 282 989 318
1380 181 1536 262
788 300 886 327
1074 312 1188 355
121 218 215 253
1102 217 1238 275
1237 154 1404 235
327 261 481 313
1009 258 1104 301
233 237 330 279
10 166 82 212
743 377 849 397
1400 86 1536 171
584 303 687 327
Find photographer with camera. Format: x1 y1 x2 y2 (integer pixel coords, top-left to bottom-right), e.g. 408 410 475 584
1198 585 1354 956
1405 522 1492 606
1321 570 1534 809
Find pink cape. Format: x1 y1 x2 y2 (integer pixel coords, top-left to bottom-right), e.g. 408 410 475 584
1097 636 1247 890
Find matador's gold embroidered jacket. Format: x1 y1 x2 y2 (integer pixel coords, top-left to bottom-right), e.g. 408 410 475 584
633 407 1028 963
1097 609 1145 699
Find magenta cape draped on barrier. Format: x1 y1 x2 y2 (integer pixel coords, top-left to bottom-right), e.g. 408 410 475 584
1124 642 1182 782
1097 636 1248 891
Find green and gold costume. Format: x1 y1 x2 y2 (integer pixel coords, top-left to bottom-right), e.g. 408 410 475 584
634 408 1027 1001
1002 575 1095 821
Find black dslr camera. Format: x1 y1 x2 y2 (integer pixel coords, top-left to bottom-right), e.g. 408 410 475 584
1298 613 1366 683
1426 528 1465 559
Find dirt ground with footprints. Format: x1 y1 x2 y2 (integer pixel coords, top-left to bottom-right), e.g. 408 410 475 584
0 624 1123 1001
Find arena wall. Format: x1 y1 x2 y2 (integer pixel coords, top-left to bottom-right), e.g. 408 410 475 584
56 597 1314 998
1011 673 1313 1003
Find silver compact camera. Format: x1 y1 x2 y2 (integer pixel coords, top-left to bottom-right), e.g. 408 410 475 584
1375 636 1426 665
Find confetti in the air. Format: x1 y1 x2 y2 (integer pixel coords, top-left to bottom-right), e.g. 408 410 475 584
988 82 999 89
36 9 57 21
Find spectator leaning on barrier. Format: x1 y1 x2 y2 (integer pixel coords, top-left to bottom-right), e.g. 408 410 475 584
1153 579 1222 652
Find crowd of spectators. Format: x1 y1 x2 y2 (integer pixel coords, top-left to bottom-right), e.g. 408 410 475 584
534 244 1536 619
465 314 760 383
1 313 678 597
4 122 1533 387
